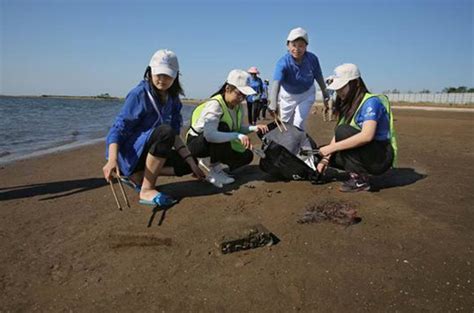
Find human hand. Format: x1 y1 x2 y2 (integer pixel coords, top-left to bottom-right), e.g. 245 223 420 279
255 124 269 134
189 161 206 180
317 161 328 174
239 134 252 150
103 159 119 182
319 145 334 157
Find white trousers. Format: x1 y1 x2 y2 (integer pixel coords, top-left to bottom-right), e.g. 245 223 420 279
278 84 316 130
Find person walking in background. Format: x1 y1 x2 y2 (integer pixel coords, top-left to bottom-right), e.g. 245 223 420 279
246 67 264 125
260 79 270 119
103 49 205 207
187 69 269 188
323 81 336 122
317 63 398 192
268 27 329 130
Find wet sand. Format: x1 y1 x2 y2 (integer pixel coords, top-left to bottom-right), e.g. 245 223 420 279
0 109 473 312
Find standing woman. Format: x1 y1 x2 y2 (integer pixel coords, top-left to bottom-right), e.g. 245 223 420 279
187 69 268 187
246 66 264 125
103 49 205 206
268 27 329 130
317 63 398 192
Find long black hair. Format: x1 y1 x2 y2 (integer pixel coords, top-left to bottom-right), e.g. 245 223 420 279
143 66 185 99
334 77 369 123
210 82 229 98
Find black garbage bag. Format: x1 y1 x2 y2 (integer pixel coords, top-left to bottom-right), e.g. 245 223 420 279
258 122 321 182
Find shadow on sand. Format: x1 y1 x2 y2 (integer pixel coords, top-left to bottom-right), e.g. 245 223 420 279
0 178 107 201
369 167 427 191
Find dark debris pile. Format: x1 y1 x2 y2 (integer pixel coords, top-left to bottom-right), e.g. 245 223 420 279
297 201 362 226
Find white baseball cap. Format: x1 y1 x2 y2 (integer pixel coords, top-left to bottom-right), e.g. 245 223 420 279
226 69 256 96
326 63 361 90
149 49 179 78
287 27 309 44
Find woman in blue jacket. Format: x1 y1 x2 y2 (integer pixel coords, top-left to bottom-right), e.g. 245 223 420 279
103 49 205 206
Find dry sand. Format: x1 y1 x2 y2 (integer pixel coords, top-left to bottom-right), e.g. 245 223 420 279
0 109 473 312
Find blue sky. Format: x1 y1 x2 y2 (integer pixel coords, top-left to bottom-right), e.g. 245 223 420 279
1 0 472 98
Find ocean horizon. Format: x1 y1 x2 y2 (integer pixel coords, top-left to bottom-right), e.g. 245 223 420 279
0 96 195 165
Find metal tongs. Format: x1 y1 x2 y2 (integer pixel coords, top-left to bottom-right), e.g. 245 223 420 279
273 115 287 132
108 169 130 210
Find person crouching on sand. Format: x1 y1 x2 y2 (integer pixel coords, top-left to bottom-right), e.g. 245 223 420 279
186 69 269 188
103 49 205 207
317 63 398 192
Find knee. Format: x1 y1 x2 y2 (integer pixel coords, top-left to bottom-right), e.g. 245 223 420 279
148 124 176 157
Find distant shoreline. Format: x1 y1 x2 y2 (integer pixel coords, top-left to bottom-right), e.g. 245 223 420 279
0 94 202 104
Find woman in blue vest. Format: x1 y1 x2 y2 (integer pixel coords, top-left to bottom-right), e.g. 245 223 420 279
268 27 329 130
187 69 268 188
317 63 397 192
103 49 205 206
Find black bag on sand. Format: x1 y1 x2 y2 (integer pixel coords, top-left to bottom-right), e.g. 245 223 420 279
258 122 322 182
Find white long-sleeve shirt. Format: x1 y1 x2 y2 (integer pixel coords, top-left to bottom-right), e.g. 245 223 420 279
189 100 255 143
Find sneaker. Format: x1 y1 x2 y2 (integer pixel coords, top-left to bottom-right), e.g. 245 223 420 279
206 170 224 188
339 173 370 192
211 166 235 185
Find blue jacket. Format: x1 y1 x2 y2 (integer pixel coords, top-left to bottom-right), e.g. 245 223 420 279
246 76 264 103
105 80 183 176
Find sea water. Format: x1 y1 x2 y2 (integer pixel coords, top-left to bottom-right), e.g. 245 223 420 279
0 96 195 164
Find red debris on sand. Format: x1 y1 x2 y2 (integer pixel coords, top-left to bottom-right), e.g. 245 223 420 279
297 201 361 226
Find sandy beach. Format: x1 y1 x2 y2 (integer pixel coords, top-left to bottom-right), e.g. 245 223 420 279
1 109 473 312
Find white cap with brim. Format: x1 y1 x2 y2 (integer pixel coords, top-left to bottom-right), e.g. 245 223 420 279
326 63 361 90
149 49 179 79
226 69 256 96
287 27 309 44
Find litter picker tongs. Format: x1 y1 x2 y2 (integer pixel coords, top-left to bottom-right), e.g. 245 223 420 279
273 115 288 132
108 169 130 210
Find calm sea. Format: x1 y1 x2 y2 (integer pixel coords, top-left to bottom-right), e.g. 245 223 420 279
0 96 195 164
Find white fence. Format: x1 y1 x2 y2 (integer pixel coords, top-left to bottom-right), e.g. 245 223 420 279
315 92 474 104
382 93 473 104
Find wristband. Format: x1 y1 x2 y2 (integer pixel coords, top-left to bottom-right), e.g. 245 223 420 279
237 134 245 140
248 126 258 132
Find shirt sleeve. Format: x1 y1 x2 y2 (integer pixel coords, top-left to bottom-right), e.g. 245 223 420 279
273 57 286 81
359 97 384 123
106 91 146 146
170 98 183 134
202 100 240 143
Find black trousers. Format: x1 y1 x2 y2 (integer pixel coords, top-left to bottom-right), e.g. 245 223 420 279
134 124 192 177
247 101 262 125
186 122 253 171
260 99 268 118
331 125 393 176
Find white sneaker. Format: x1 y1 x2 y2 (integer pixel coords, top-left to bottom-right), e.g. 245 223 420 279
199 158 229 172
211 167 235 185
206 170 223 188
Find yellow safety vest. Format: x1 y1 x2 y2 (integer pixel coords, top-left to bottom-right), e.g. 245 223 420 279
188 94 246 153
338 93 398 167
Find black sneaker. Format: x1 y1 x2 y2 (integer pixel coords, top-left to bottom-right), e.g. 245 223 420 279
339 173 370 192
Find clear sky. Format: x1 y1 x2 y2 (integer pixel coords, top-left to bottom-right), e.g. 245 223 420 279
1 0 473 98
